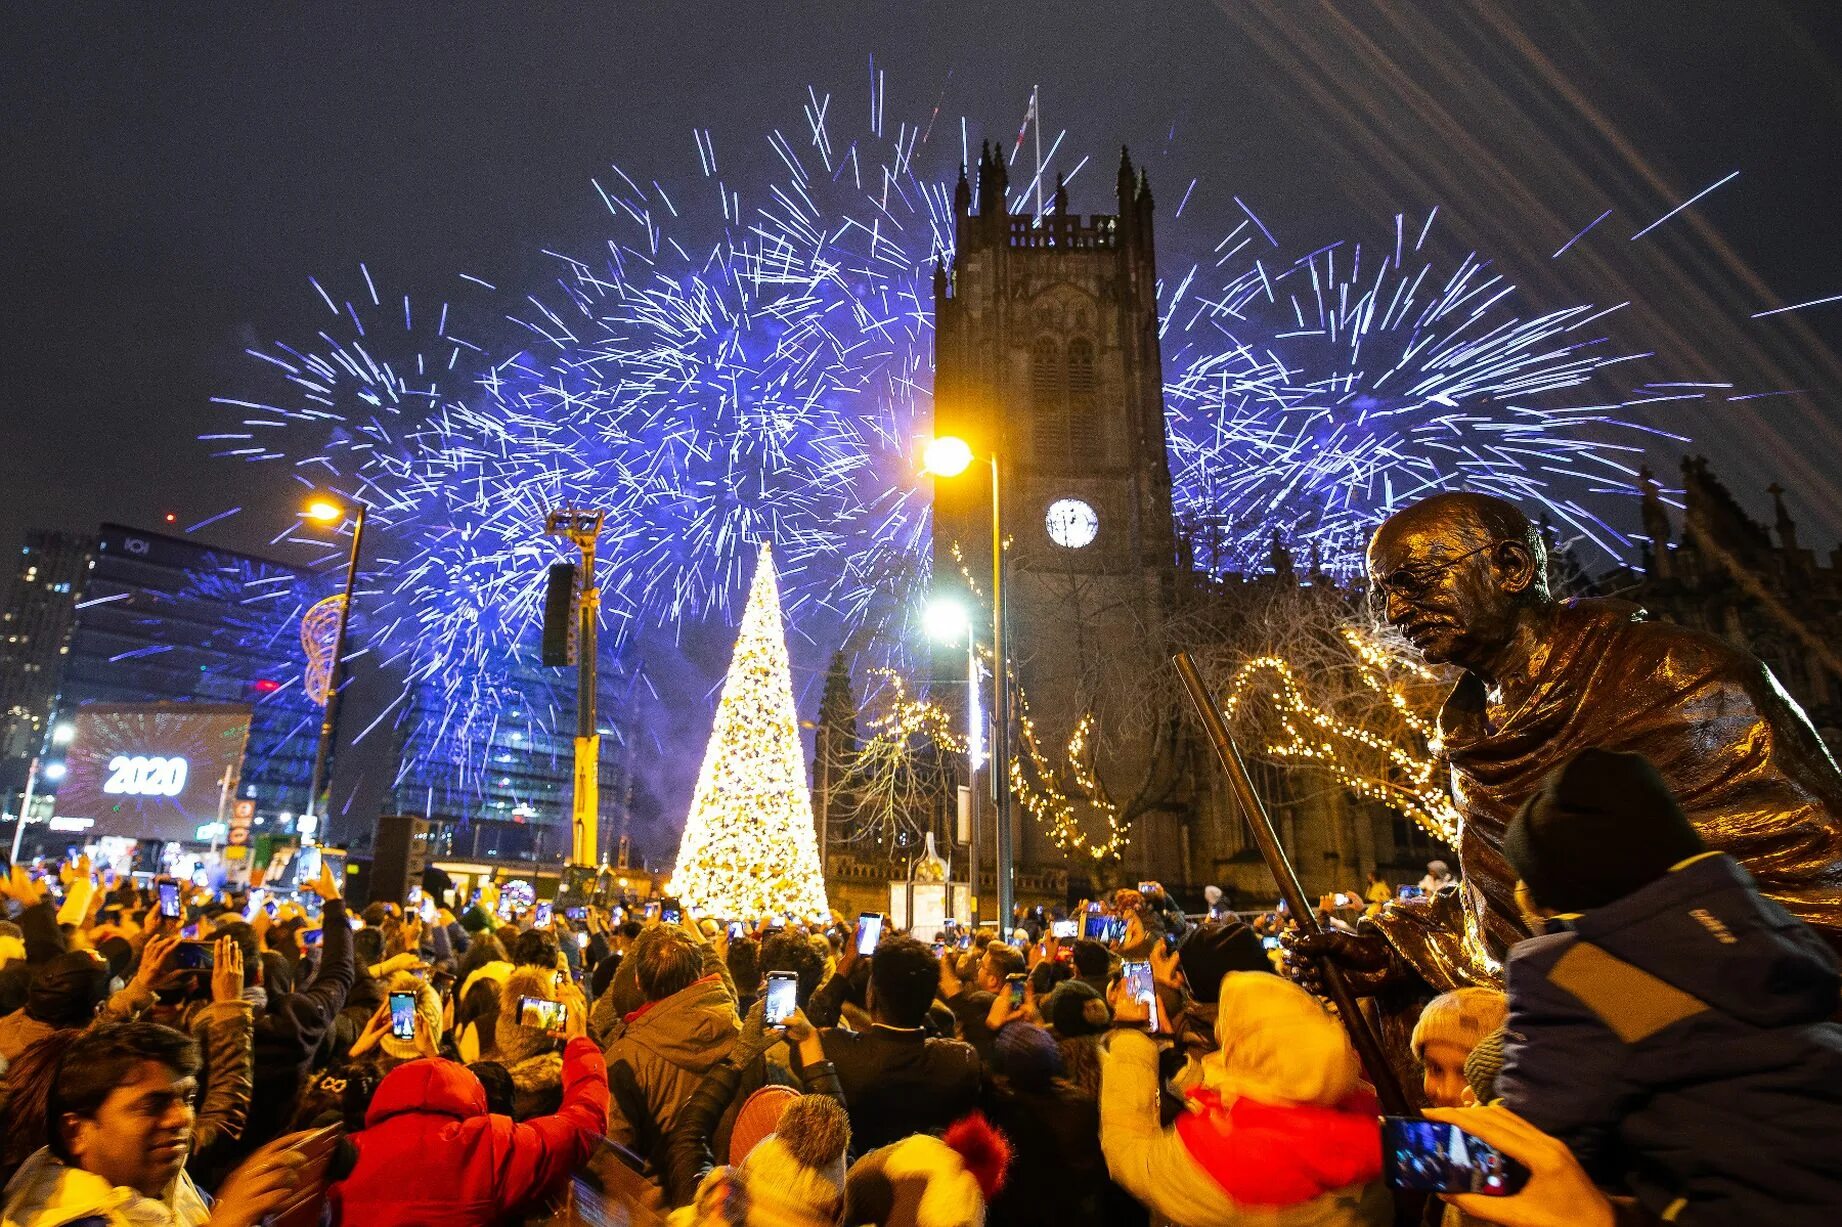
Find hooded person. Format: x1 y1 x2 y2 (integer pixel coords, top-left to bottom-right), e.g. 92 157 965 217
1497 747 1842 1226
1100 971 1390 1226
604 925 743 1166
0 952 109 1065
328 1034 610 1226
492 966 568 1119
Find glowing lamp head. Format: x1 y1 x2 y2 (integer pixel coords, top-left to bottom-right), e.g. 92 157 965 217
41 761 66 783
304 499 343 524
922 436 975 478
923 596 971 645
51 722 75 746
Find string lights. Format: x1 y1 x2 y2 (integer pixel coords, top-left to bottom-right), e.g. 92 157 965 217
674 544 831 919
1220 625 1458 843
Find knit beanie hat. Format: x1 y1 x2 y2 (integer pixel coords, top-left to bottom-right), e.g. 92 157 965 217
991 1021 1062 1092
845 1113 1009 1227
1464 1025 1509 1106
730 1084 800 1165
1505 748 1704 912
1177 922 1272 1003
736 1094 851 1227
1410 987 1508 1061
1044 978 1110 1038
460 905 494 934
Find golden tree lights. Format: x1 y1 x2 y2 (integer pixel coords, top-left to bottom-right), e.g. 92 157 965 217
674 544 831 919
1010 691 1133 862
1220 625 1459 844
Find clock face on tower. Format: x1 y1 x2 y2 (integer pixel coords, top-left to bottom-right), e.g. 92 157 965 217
1045 498 1099 549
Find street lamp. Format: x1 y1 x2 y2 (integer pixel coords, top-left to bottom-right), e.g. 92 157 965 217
921 435 1015 928
301 495 368 843
926 595 987 924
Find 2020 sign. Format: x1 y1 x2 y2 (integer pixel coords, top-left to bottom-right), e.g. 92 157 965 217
102 754 190 798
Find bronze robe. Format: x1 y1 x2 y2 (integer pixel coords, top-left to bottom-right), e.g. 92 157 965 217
1374 597 1842 989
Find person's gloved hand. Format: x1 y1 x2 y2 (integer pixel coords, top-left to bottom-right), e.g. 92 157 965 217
1279 927 1408 997
732 998 780 1067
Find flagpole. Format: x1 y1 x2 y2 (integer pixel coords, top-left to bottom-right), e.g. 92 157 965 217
1032 85 1043 221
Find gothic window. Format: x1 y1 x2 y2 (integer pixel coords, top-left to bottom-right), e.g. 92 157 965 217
1031 338 1065 465
1065 339 1098 460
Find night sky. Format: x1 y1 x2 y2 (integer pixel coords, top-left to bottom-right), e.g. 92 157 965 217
5 1 1841 838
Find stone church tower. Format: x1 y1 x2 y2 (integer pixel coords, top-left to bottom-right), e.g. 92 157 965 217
932 144 1191 885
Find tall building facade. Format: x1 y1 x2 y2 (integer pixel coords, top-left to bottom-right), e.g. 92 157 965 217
52 523 325 824
1609 456 1842 733
932 146 1196 884
0 531 97 795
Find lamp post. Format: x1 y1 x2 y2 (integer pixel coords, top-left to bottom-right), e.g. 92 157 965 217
922 436 1014 928
303 496 367 844
924 596 984 924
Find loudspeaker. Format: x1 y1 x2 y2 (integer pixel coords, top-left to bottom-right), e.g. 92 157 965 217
370 815 436 907
541 562 579 666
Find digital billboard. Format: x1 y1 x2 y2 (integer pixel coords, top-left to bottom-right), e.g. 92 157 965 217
58 704 253 843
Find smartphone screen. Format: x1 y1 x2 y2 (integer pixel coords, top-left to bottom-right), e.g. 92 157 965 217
1137 881 1156 895
388 991 418 1040
727 921 744 940
763 971 798 1024
575 931 589 949
1261 935 1281 951
1398 884 1426 899
174 940 215 971
519 996 567 1033
420 897 438 924
1006 974 1026 1008
1382 1118 1530 1196
855 912 883 956
1121 959 1158 1030
158 881 182 919
406 886 422 907
931 941 946 958
1051 919 1078 940
535 901 553 928
1082 912 1108 941
660 898 681 925
302 928 323 946
567 907 587 922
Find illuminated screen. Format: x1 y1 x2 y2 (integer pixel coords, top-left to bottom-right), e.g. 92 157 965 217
59 705 253 843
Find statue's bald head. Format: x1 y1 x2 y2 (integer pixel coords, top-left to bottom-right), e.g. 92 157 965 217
1370 493 1546 575
1366 492 1552 671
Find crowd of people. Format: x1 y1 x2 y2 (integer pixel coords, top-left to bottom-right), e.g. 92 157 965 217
0 747 1839 1225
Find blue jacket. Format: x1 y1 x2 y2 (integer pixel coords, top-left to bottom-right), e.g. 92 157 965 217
1499 853 1842 1227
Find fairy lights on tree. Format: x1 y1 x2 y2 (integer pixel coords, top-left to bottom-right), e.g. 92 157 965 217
674 544 831 919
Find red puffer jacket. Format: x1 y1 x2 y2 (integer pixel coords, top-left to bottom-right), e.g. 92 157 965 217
330 1036 608 1226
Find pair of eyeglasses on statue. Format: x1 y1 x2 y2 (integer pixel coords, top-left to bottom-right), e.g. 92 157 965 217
1370 540 1507 602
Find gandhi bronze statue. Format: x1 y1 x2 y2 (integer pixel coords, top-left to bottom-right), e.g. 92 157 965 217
1296 491 1842 999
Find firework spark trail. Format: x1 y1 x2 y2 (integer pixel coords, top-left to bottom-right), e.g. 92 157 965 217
211 81 1713 793
1163 210 1700 578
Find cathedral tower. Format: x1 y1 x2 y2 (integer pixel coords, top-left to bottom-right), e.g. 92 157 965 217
932 145 1186 882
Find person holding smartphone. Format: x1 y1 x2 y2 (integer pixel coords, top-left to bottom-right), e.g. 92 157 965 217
1099 971 1389 1225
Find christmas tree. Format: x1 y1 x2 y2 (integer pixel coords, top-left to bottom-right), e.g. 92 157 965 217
674 544 831 920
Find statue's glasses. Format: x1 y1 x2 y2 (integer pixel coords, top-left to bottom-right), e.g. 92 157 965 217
1370 541 1502 602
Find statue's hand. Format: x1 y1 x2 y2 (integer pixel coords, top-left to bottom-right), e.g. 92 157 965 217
1280 928 1406 997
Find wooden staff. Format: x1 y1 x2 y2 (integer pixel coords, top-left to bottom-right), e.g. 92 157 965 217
1174 649 1411 1116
